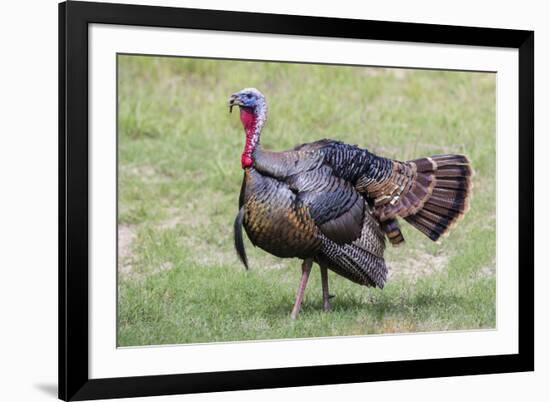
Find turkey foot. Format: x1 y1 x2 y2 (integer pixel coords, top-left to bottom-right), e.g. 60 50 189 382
320 265 332 312
291 259 313 319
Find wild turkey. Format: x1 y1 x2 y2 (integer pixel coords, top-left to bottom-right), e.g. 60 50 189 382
230 88 472 319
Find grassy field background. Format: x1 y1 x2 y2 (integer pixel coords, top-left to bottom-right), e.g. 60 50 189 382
117 55 496 347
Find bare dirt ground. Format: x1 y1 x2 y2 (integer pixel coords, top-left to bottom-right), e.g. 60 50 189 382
118 224 136 277
388 252 448 282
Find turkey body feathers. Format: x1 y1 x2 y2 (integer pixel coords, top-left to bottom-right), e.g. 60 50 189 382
240 168 322 260
236 141 388 287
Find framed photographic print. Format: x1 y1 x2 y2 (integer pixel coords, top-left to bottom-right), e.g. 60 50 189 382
59 1 534 400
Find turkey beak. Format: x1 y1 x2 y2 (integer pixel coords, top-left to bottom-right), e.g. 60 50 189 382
228 94 240 113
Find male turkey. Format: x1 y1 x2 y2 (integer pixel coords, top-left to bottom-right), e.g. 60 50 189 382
230 88 472 319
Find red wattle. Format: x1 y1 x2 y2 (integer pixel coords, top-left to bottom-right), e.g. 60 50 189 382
240 107 256 130
241 154 253 168
240 108 257 169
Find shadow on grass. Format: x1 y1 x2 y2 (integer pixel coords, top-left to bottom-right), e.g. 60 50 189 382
262 290 466 319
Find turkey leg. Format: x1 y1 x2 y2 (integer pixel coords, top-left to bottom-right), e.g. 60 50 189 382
290 259 313 320
320 265 332 312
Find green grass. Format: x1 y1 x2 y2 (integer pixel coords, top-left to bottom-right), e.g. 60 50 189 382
117 55 496 347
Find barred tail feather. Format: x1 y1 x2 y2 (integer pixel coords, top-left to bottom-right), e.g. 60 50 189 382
405 154 473 241
381 219 405 246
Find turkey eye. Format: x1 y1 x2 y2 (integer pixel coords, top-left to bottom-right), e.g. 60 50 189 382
247 93 252 98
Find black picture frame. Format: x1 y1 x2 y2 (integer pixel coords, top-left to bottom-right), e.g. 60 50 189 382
59 1 534 400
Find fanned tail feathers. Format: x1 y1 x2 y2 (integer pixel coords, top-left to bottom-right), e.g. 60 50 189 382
405 154 473 241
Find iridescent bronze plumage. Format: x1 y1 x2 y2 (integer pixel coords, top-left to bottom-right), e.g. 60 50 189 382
230 88 472 318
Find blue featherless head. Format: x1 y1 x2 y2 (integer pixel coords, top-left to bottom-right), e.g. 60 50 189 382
228 88 267 114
